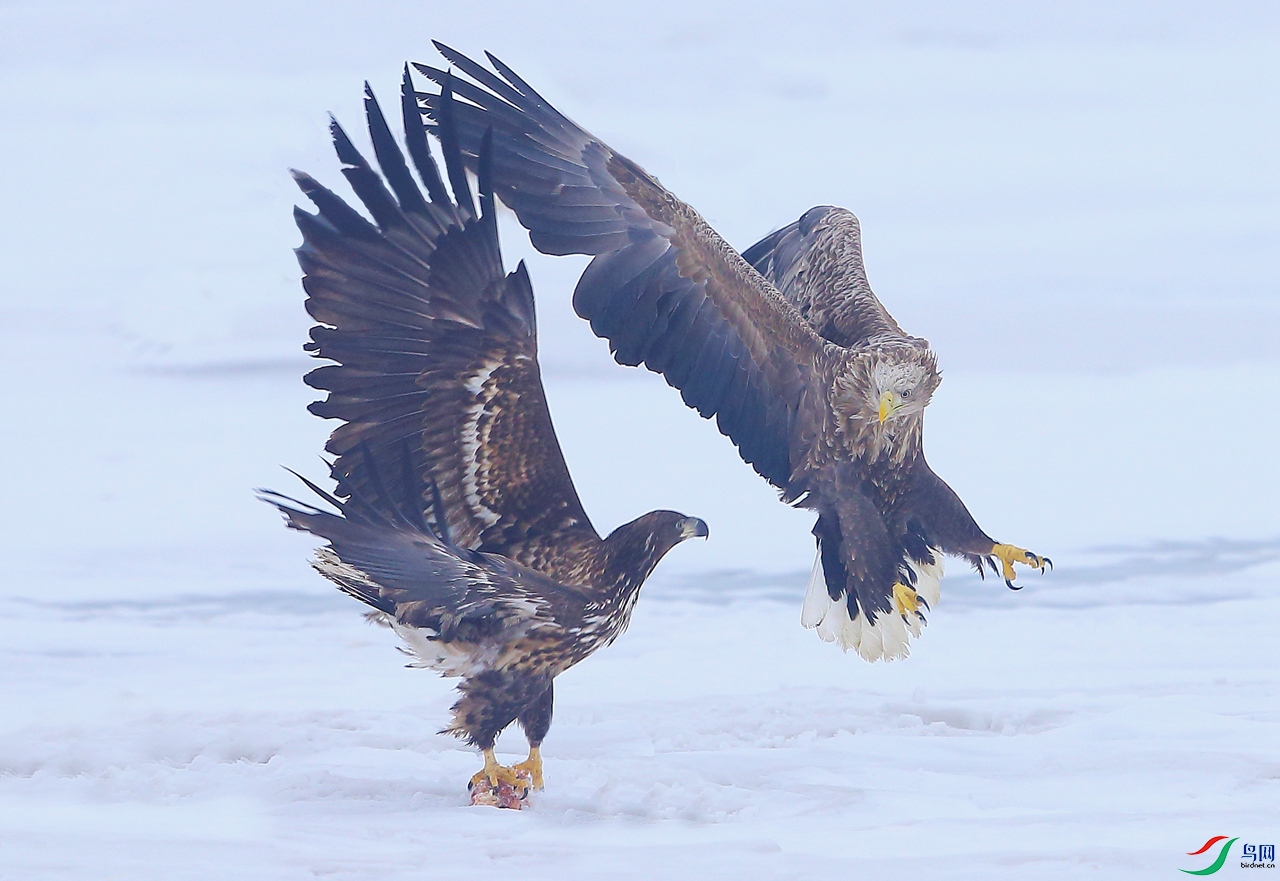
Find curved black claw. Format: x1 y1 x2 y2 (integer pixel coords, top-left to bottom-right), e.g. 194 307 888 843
1005 578 1023 591
1043 557 1054 572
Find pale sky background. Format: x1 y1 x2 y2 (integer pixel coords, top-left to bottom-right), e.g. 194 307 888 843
2 5 1278 877
2 0 1277 579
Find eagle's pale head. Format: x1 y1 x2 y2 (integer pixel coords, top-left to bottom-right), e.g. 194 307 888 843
869 346 940 426
836 342 940 458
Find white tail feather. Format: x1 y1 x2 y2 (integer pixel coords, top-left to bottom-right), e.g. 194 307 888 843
799 547 945 662
908 554 944 609
389 621 492 678
801 550 830 628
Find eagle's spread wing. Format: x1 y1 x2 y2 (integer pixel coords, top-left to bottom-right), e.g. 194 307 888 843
294 73 596 557
742 206 915 349
412 45 829 488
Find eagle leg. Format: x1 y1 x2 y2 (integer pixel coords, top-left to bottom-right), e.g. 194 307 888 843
989 543 1052 589
512 746 544 790
512 680 551 790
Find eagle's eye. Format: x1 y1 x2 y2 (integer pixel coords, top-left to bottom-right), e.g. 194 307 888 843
901 388 910 399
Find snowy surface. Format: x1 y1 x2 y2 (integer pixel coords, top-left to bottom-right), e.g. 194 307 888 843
2 1 1279 878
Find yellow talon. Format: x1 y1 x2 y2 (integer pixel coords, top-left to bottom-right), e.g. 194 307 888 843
469 748 529 793
990 543 1051 586
512 746 544 790
892 581 920 616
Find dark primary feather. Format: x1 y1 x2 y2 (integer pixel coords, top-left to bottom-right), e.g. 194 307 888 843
363 80 431 219
412 44 833 489
396 65 451 207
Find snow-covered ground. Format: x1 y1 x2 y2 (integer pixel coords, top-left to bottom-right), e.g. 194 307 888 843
2 2 1278 878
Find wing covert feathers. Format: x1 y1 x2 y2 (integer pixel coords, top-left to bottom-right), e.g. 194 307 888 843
743 206 914 349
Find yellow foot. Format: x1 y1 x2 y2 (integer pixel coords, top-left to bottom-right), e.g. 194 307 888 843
891 582 920 617
512 747 544 791
990 543 1052 589
467 764 528 791
468 748 531 809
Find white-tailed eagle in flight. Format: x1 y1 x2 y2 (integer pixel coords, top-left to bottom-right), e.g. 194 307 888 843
409 44 1050 662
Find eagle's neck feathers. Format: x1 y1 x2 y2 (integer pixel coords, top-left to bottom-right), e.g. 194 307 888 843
600 514 681 595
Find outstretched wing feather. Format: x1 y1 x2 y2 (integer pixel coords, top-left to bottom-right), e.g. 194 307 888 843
293 84 597 556
412 47 829 488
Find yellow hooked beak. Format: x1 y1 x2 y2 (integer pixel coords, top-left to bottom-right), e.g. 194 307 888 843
878 390 903 424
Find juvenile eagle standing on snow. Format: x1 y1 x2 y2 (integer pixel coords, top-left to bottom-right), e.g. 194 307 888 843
263 74 707 802
410 44 1049 662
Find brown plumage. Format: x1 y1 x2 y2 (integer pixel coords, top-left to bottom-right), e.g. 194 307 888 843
410 45 1050 662
263 73 707 797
